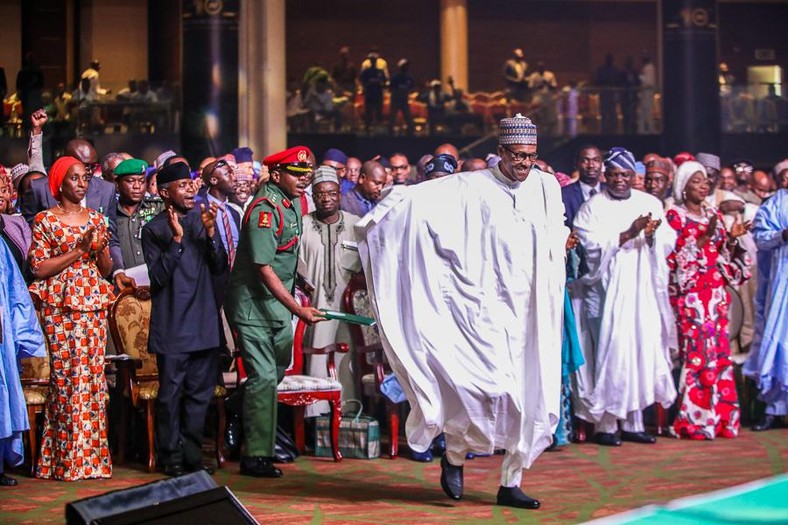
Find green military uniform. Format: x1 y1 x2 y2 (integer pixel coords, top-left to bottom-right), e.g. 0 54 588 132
225 182 302 457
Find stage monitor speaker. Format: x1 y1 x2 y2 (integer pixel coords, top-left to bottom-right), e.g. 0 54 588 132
65 471 258 525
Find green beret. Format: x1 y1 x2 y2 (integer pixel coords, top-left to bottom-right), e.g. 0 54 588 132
114 159 148 177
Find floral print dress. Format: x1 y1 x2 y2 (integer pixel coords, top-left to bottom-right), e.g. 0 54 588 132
666 206 750 440
28 209 115 480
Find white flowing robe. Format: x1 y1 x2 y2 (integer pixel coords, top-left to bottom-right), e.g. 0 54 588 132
299 211 361 416
356 167 567 469
571 190 677 423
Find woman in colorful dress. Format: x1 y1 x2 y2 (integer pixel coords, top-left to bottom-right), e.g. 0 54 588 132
666 161 751 440
28 156 115 481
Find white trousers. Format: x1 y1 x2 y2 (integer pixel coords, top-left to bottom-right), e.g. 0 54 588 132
596 410 644 434
444 433 524 488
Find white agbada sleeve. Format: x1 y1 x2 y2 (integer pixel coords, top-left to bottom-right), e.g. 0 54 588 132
356 170 566 469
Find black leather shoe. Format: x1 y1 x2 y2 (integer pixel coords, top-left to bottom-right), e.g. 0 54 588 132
620 431 657 444
439 456 463 500
184 463 215 475
0 473 18 486
595 432 622 447
163 464 185 477
240 456 283 478
752 415 779 432
496 486 541 509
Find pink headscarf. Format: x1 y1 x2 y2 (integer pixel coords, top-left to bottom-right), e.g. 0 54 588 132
49 156 82 201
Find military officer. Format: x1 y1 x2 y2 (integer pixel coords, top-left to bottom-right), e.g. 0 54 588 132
225 146 325 478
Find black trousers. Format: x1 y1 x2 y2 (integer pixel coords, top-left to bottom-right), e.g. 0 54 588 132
155 348 219 467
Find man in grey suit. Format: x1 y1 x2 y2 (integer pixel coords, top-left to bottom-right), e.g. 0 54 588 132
20 109 132 289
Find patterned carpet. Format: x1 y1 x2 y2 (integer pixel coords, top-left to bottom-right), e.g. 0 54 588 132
1 429 786 524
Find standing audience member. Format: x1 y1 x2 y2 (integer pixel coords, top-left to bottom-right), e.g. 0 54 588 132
572 147 677 447
744 161 788 431
423 153 457 180
594 53 621 134
503 48 529 102
224 147 324 478
339 161 386 217
21 111 132 290
299 166 361 415
0 170 31 274
0 236 46 487
389 153 412 185
666 161 751 440
114 159 164 277
644 157 672 204
638 53 657 134
141 161 228 476
561 145 603 227
389 59 416 135
359 52 388 133
30 156 115 481
344 157 361 194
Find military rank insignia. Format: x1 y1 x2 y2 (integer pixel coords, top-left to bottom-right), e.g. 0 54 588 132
259 211 272 228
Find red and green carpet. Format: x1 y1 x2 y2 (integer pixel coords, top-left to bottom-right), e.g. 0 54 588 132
1 429 786 524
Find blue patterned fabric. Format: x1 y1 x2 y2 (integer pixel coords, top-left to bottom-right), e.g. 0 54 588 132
0 238 46 472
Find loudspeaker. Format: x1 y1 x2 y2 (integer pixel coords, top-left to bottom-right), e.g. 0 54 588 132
65 471 258 525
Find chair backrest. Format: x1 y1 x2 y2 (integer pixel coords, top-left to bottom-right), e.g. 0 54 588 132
109 286 157 377
286 287 309 377
342 273 381 350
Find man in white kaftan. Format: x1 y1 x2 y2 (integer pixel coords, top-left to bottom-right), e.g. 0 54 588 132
356 115 567 509
571 147 677 447
298 166 361 416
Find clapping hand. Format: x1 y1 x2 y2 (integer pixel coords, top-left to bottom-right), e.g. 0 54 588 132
200 202 218 238
643 216 662 238
77 227 96 255
167 206 184 242
92 227 110 253
698 213 718 249
629 213 652 235
729 217 752 239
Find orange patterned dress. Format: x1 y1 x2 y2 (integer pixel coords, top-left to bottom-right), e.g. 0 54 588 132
28 209 115 481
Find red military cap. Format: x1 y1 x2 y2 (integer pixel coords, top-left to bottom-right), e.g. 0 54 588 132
263 146 313 169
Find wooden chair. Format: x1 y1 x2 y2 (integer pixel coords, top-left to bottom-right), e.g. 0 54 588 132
18 296 48 475
341 273 399 459
233 290 345 462
109 287 228 472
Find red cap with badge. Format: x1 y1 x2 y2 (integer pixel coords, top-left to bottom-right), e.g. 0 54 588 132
263 146 314 173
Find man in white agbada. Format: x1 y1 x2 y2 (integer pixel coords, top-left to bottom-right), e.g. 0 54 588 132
356 115 567 509
298 166 361 416
571 147 677 447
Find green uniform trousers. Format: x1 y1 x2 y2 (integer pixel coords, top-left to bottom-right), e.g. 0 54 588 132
235 321 293 457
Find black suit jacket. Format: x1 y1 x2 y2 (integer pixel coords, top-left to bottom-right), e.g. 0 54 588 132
561 181 605 228
22 175 124 272
142 207 229 354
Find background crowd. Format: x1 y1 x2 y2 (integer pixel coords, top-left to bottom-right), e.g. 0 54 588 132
0 105 785 485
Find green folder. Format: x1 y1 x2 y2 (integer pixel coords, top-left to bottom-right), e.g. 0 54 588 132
320 310 377 326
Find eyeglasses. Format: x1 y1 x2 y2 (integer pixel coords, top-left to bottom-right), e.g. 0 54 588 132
313 190 340 198
391 164 409 171
502 145 538 162
85 163 100 177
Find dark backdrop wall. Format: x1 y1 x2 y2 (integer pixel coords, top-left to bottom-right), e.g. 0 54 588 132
468 0 658 92
285 0 441 91
718 1 788 85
